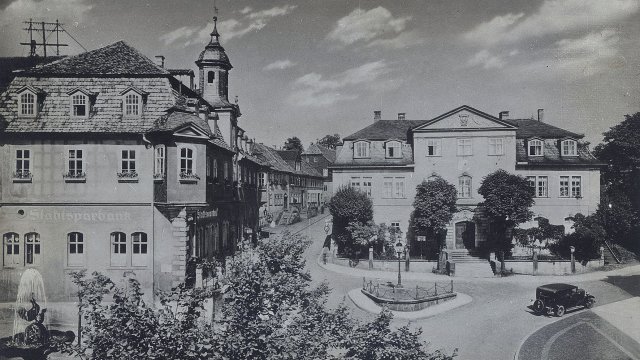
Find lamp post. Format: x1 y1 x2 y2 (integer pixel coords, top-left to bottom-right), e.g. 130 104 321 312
395 241 404 287
570 246 576 273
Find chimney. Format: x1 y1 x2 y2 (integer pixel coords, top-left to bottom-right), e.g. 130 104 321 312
398 113 406 120
374 110 382 122
198 105 208 120
537 109 544 122
499 111 510 120
155 55 165 68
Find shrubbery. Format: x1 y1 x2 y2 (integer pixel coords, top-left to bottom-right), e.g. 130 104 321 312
328 186 373 256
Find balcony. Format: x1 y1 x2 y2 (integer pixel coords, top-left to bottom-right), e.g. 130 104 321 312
179 172 200 184
12 170 32 183
117 170 139 183
63 171 86 183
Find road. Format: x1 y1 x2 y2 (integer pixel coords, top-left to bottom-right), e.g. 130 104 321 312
295 216 640 360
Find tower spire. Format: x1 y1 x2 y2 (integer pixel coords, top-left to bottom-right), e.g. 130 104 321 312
210 16 220 44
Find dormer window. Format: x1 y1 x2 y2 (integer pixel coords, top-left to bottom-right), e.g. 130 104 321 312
528 139 543 157
71 94 88 117
19 91 36 116
561 139 577 156
353 141 370 159
385 141 402 158
120 87 147 117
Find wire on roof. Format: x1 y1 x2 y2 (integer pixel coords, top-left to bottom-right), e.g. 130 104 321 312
61 26 88 52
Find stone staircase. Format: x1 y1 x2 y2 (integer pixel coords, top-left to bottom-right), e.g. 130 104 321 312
447 249 495 278
603 241 622 265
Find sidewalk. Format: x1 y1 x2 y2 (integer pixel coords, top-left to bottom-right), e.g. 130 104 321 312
318 255 640 284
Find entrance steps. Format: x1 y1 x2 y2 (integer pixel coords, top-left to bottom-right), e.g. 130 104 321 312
447 250 495 278
448 249 486 263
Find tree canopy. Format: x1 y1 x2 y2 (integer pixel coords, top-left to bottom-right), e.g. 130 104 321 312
411 176 458 246
284 136 304 153
328 186 374 255
317 134 342 149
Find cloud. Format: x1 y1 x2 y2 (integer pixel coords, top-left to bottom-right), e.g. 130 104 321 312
467 50 506 69
515 30 624 79
287 61 391 107
263 59 296 71
463 0 638 46
367 30 423 49
1 0 92 22
160 5 297 47
328 7 414 47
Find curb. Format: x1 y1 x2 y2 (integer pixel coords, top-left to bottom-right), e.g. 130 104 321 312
347 288 473 320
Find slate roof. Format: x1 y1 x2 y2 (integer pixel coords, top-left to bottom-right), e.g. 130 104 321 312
515 139 602 167
303 143 336 163
0 56 64 93
252 143 294 173
503 118 583 139
149 110 213 137
276 149 300 162
19 41 170 77
333 141 414 168
344 120 426 141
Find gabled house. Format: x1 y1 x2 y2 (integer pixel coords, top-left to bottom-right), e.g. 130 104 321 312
302 143 337 203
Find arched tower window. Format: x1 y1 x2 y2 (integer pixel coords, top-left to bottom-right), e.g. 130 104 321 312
207 71 215 84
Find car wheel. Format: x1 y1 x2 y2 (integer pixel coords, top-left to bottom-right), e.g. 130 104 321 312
585 299 594 309
533 300 545 313
556 305 565 317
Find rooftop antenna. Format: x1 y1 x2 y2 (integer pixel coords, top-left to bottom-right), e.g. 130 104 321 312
20 19 68 57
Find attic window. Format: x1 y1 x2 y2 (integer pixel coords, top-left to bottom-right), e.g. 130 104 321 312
71 94 88 117
124 93 141 117
385 141 401 158
19 91 36 116
561 139 577 156
528 139 543 157
353 141 370 159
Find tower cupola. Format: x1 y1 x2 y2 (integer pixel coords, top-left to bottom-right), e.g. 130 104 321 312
196 16 232 106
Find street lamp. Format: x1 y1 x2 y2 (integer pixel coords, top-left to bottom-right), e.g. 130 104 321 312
395 241 404 287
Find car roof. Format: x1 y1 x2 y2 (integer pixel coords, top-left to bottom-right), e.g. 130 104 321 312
537 283 578 293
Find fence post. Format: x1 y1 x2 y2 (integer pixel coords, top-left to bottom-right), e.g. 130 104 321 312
450 279 453 292
416 285 419 300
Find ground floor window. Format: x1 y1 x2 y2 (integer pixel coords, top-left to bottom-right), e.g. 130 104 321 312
3 232 21 267
67 232 85 267
25 232 41 266
131 232 148 267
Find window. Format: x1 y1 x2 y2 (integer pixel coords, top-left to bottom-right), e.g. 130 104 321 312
15 149 31 176
362 177 373 197
259 172 266 187
394 177 405 198
71 94 88 117
206 155 212 178
68 149 84 176
207 71 215 84
131 232 148 267
110 232 127 267
124 93 141 116
527 176 548 197
224 161 229 180
458 176 472 198
488 138 504 156
457 139 472 156
528 139 543 156
426 139 441 156
350 177 361 189
354 141 370 158
213 159 219 179
179 147 195 174
559 176 570 197
67 232 84 267
154 145 165 178
562 140 577 156
120 150 136 174
3 232 20 267
386 141 401 158
571 176 582 198
24 233 41 266
19 91 36 116
383 177 393 198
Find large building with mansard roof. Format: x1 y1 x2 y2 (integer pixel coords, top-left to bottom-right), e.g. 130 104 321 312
331 106 602 259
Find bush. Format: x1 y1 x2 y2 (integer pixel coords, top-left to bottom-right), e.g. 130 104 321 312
549 213 604 261
328 186 373 255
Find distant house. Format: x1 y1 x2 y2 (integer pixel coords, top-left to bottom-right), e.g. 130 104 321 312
331 107 602 258
302 143 337 204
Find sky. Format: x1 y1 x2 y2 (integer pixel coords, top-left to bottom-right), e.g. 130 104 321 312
0 0 639 148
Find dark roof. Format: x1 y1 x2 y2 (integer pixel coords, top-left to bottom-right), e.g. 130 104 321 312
537 283 577 293
19 41 170 77
344 120 426 141
168 69 194 76
515 139 602 167
504 118 583 139
276 149 300 162
333 141 414 168
253 143 294 173
149 110 213 137
0 56 64 93
303 143 336 163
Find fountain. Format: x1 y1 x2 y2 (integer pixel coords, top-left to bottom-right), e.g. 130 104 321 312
0 269 74 359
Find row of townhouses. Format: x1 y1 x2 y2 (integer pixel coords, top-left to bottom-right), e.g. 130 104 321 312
331 107 602 257
0 19 324 302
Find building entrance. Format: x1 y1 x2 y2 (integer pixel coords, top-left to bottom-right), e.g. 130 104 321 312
455 221 476 249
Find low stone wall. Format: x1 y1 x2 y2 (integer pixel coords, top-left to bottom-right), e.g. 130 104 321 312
361 289 456 312
501 259 604 275
331 256 437 272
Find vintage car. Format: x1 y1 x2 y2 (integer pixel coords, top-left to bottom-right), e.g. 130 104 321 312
532 283 595 317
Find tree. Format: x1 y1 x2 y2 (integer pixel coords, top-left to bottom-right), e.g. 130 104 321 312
549 213 605 261
410 176 457 256
284 136 303 153
328 186 374 256
317 134 342 149
477 170 535 255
